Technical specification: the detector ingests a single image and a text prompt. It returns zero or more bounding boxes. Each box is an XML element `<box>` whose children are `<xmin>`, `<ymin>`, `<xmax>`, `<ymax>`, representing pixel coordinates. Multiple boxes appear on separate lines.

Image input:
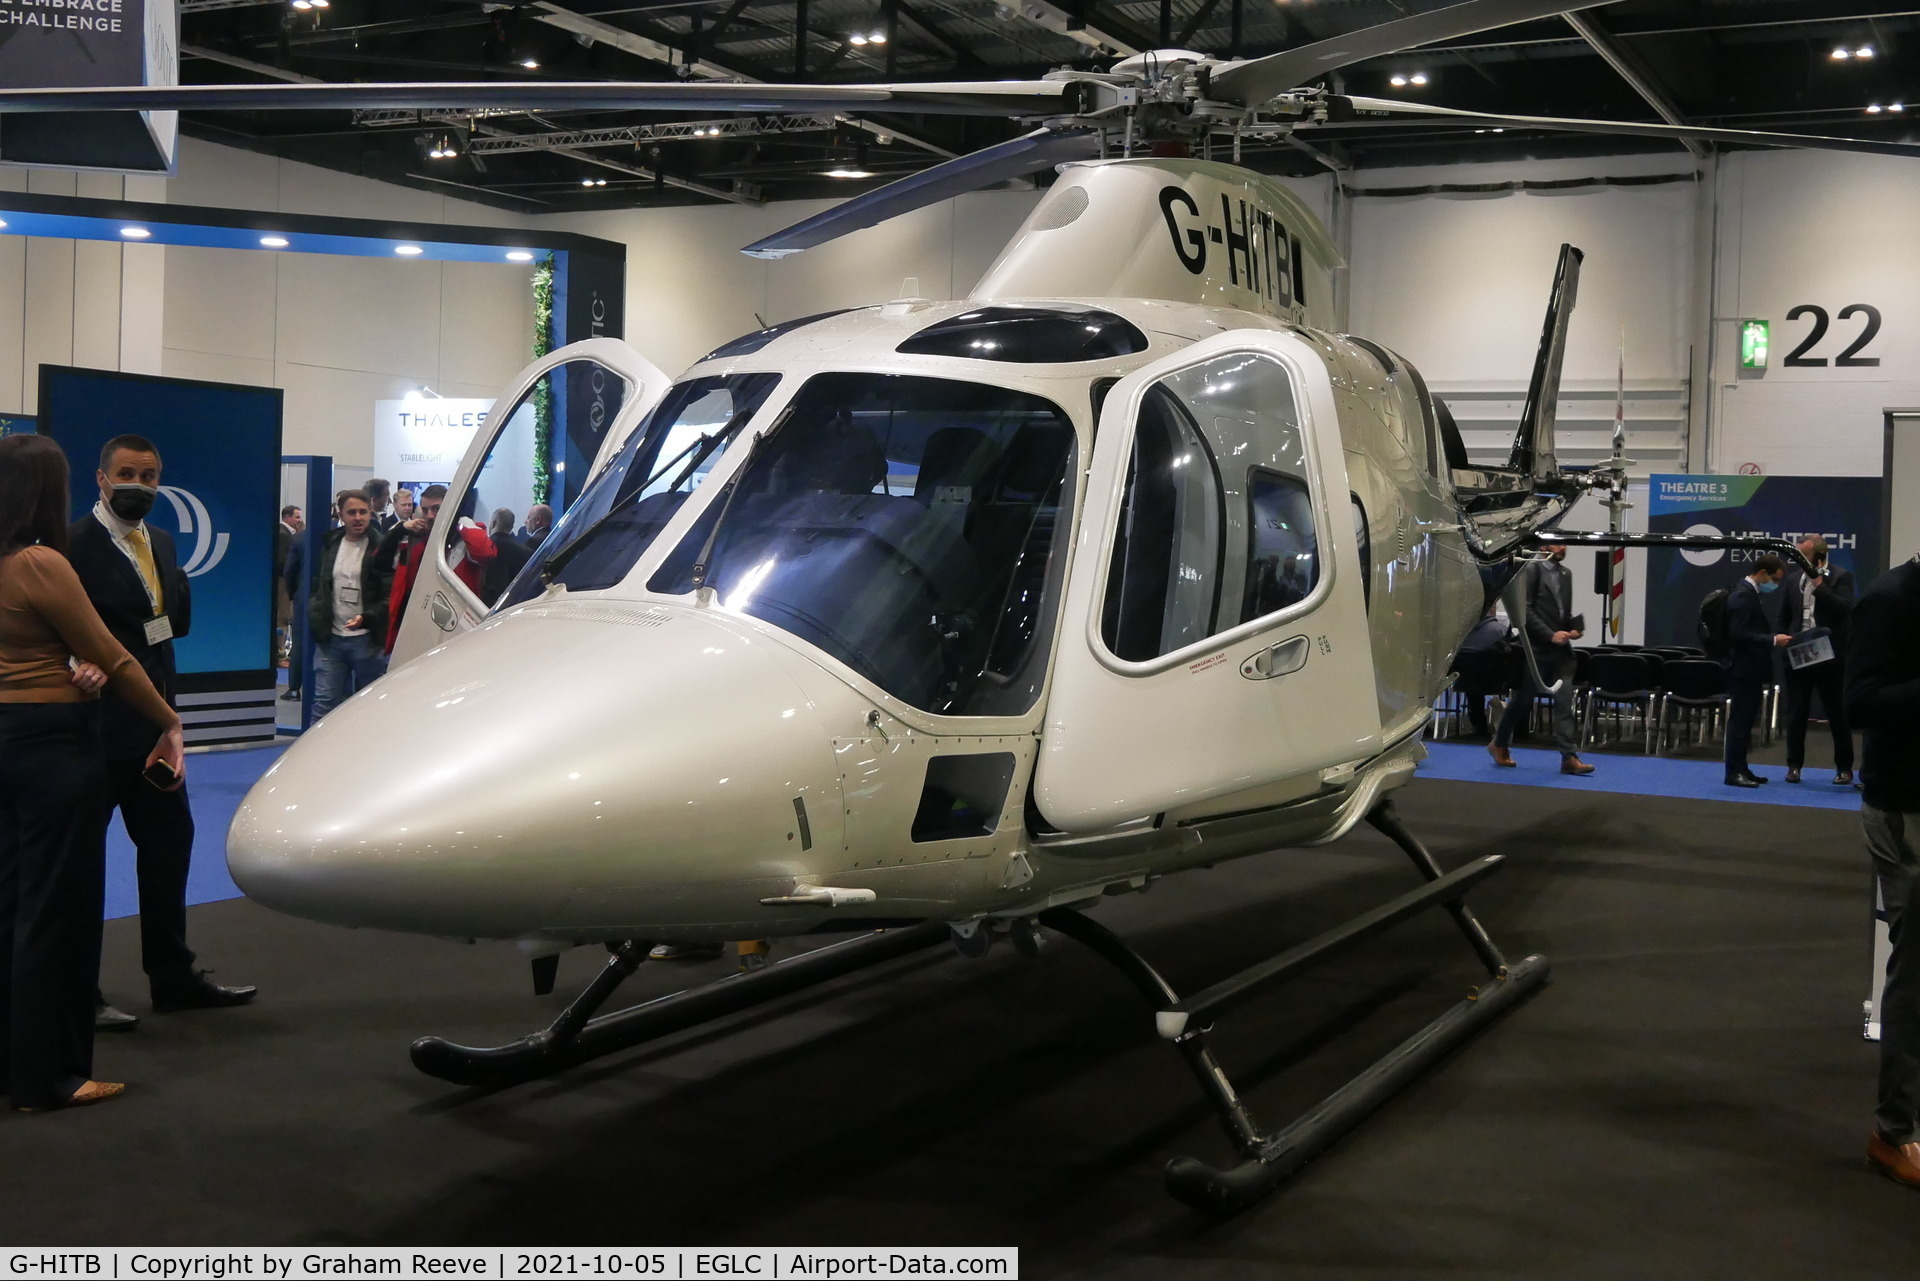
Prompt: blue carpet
<box><xmin>1418</xmin><ymin>740</ymin><xmax>1864</xmax><ymax>812</ymax></box>
<box><xmin>104</xmin><ymin>745</ymin><xmax>283</xmax><ymax>920</ymax></box>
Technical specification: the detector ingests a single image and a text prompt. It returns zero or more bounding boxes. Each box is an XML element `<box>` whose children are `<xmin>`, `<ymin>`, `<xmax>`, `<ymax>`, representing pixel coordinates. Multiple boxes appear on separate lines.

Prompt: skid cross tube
<box><xmin>411</xmin><ymin>921</ymin><xmax>950</xmax><ymax>1087</ymax></box>
<box><xmin>1042</xmin><ymin>800</ymin><xmax>1548</xmax><ymax>1212</ymax></box>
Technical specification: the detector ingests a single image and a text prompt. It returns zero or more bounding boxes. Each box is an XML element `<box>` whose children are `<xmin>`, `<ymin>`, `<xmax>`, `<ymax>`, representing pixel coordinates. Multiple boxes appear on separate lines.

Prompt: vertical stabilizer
<box><xmin>1510</xmin><ymin>243</ymin><xmax>1583</xmax><ymax>483</ymax></box>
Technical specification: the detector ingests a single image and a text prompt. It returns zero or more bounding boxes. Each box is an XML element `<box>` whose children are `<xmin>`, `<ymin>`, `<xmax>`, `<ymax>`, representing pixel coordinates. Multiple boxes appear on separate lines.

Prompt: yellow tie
<box><xmin>125</xmin><ymin>526</ymin><xmax>164</xmax><ymax>615</ymax></box>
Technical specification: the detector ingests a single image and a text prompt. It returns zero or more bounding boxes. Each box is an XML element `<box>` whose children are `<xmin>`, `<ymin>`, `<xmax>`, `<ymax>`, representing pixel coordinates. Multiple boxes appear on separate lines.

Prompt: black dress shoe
<box><xmin>1784</xmin><ymin>767</ymin><xmax>1802</xmax><ymax>783</ymax></box>
<box><xmin>1725</xmin><ymin>774</ymin><xmax>1762</xmax><ymax>789</ymax></box>
<box><xmin>151</xmin><ymin>970</ymin><xmax>258</xmax><ymax>1013</ymax></box>
<box><xmin>1835</xmin><ymin>770</ymin><xmax>1855</xmax><ymax>786</ymax></box>
<box><xmin>95</xmin><ymin>1003</ymin><xmax>140</xmax><ymax>1032</ymax></box>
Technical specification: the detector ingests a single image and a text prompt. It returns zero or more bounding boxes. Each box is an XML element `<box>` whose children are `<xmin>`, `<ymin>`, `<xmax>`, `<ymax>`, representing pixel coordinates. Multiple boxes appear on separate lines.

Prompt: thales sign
<box><xmin>373</xmin><ymin>398</ymin><xmax>494</xmax><ymax>492</ymax></box>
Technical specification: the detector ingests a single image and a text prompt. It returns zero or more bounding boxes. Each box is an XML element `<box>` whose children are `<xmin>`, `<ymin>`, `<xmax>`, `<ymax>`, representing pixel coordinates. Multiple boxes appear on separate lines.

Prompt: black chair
<box><xmin>1584</xmin><ymin>652</ymin><xmax>1660</xmax><ymax>753</ymax></box>
<box><xmin>1657</xmin><ymin>659</ymin><xmax>1729</xmax><ymax>754</ymax></box>
<box><xmin>1435</xmin><ymin>649</ymin><xmax>1507</xmax><ymax>739</ymax></box>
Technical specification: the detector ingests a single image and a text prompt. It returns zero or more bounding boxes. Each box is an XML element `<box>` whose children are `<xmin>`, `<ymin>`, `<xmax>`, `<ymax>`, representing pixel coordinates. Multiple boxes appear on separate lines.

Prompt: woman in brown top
<box><xmin>0</xmin><ymin>434</ymin><xmax>184</xmax><ymax>1112</ymax></box>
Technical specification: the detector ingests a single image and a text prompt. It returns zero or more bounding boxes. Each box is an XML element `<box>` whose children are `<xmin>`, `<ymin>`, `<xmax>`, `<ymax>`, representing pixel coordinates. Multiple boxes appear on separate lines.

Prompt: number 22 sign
<box><xmin>1782</xmin><ymin>303</ymin><xmax>1881</xmax><ymax>367</ymax></box>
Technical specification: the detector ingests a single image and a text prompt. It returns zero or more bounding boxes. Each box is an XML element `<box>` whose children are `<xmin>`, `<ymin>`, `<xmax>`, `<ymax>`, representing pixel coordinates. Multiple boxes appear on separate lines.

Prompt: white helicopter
<box><xmin>6</xmin><ymin>0</ymin><xmax>1857</xmax><ymax>1210</ymax></box>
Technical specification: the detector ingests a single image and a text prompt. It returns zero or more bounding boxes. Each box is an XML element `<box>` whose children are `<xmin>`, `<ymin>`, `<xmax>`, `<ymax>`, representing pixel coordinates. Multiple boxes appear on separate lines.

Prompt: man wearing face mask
<box><xmin>1489</xmin><ymin>544</ymin><xmax>1595</xmax><ymax>776</ymax></box>
<box><xmin>1722</xmin><ymin>552</ymin><xmax>1795</xmax><ymax>788</ymax></box>
<box><xmin>67</xmin><ymin>436</ymin><xmax>258</xmax><ymax>1018</ymax></box>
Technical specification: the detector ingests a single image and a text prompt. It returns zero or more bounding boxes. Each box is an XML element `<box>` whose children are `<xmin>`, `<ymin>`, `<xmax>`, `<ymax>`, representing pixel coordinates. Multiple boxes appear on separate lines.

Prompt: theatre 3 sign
<box><xmin>373</xmin><ymin>398</ymin><xmax>495</xmax><ymax>494</ymax></box>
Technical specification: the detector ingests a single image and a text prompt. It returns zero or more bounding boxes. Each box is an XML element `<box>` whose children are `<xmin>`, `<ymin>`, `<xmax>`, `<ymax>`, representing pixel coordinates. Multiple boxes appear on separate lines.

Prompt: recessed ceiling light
<box><xmin>395</xmin><ymin>244</ymin><xmax>424</xmax><ymax>255</ymax></box>
<box><xmin>506</xmin><ymin>250</ymin><xmax>534</xmax><ymax>262</ymax></box>
<box><xmin>120</xmin><ymin>226</ymin><xmax>151</xmax><ymax>238</ymax></box>
<box><xmin>825</xmin><ymin>167</ymin><xmax>875</xmax><ymax>179</ymax></box>
<box><xmin>260</xmin><ymin>235</ymin><xmax>289</xmax><ymax>248</ymax></box>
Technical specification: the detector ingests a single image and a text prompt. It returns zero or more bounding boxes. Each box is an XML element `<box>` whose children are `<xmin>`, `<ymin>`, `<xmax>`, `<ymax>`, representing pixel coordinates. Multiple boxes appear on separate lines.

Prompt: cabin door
<box><xmin>1034</xmin><ymin>330</ymin><xmax>1381</xmax><ymax>833</ymax></box>
<box><xmin>390</xmin><ymin>338</ymin><xmax>670</xmax><ymax>664</ymax></box>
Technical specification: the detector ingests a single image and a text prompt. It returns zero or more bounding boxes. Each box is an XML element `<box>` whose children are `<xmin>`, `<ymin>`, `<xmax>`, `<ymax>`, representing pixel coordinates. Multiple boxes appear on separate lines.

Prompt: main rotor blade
<box><xmin>0</xmin><ymin>79</ymin><xmax>1074</xmax><ymax>117</ymax></box>
<box><xmin>740</xmin><ymin>128</ymin><xmax>1102</xmax><ymax>259</ymax></box>
<box><xmin>1327</xmin><ymin>95</ymin><xmax>1920</xmax><ymax>159</ymax></box>
<box><xmin>1207</xmin><ymin>0</ymin><xmax>1616</xmax><ymax>107</ymax></box>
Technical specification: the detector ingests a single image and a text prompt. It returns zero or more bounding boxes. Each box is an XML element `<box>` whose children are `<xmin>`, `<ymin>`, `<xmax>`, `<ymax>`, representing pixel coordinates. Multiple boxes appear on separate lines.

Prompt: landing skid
<box><xmin>1041</xmin><ymin>798</ymin><xmax>1548</xmax><ymax>1213</ymax></box>
<box><xmin>411</xmin><ymin>921</ymin><xmax>950</xmax><ymax>1087</ymax></box>
<box><xmin>410</xmin><ymin>801</ymin><xmax>1545</xmax><ymax>1216</ymax></box>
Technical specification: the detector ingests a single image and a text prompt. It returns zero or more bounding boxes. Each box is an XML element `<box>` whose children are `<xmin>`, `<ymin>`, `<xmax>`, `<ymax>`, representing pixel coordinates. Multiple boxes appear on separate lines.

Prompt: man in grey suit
<box><xmin>1489</xmin><ymin>544</ymin><xmax>1595</xmax><ymax>776</ymax></box>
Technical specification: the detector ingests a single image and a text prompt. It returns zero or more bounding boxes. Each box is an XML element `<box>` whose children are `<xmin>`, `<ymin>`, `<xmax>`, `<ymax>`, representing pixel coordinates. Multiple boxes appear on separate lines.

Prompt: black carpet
<box><xmin>4</xmin><ymin>778</ymin><xmax>1914</xmax><ymax>1276</ymax></box>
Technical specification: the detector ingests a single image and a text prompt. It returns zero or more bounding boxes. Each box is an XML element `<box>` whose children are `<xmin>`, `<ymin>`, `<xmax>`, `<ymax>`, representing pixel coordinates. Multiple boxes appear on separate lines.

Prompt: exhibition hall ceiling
<box><xmin>174</xmin><ymin>1</ymin><xmax>1920</xmax><ymax>211</ymax></box>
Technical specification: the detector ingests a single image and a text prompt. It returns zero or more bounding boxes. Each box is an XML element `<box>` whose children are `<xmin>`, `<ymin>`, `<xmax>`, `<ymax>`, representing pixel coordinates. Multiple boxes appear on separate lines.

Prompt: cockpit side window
<box><xmin>647</xmin><ymin>373</ymin><xmax>1078</xmax><ymax>717</ymax></box>
<box><xmin>1100</xmin><ymin>351</ymin><xmax>1321</xmax><ymax>662</ymax></box>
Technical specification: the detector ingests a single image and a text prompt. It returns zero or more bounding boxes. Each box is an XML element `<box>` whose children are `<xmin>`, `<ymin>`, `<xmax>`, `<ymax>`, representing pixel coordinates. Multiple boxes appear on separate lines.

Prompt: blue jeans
<box><xmin>312</xmin><ymin>632</ymin><xmax>388</xmax><ymax>719</ymax></box>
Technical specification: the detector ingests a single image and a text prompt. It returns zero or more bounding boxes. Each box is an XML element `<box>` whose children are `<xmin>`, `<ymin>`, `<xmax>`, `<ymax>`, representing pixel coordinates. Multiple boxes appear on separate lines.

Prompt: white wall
<box><xmin>0</xmin><ymin>137</ymin><xmax>537</xmax><ymax>472</ymax></box>
<box><xmin>1704</xmin><ymin>148</ymin><xmax>1920</xmax><ymax>477</ymax></box>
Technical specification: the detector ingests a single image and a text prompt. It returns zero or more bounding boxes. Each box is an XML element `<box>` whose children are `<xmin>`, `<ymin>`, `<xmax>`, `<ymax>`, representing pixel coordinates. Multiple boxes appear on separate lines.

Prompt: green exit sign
<box><xmin>1740</xmin><ymin>319</ymin><xmax>1770</xmax><ymax>369</ymax></box>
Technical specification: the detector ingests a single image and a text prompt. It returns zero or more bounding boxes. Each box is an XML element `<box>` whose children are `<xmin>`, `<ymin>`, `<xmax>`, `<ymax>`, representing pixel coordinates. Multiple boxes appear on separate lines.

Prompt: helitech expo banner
<box><xmin>1643</xmin><ymin>473</ymin><xmax>1884</xmax><ymax>648</ymax></box>
<box><xmin>38</xmin><ymin>366</ymin><xmax>283</xmax><ymax>677</ymax></box>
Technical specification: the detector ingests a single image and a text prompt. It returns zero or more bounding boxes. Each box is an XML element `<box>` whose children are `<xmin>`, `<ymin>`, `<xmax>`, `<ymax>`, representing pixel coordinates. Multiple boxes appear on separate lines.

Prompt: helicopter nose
<box><xmin>226</xmin><ymin>600</ymin><xmax>839</xmax><ymax>938</ymax></box>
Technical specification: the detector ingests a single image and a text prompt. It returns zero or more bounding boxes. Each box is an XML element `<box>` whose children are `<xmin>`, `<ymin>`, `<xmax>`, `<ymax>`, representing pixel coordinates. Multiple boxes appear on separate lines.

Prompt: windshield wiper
<box><xmin>688</xmin><ymin>402</ymin><xmax>796</xmax><ymax>591</ymax></box>
<box><xmin>541</xmin><ymin>409</ymin><xmax>756</xmax><ymax>583</ymax></box>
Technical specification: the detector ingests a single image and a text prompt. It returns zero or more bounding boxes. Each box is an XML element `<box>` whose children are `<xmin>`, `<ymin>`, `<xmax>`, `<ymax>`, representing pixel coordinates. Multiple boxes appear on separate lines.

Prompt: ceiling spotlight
<box><xmin>428</xmin><ymin>137</ymin><xmax>457</xmax><ymax>159</ymax></box>
<box><xmin>579</xmin><ymin>177</ymin><xmax>608</xmax><ymax>187</ymax></box>
<box><xmin>1410</xmin><ymin>72</ymin><xmax>1429</xmax><ymax>86</ymax></box>
<box><xmin>506</xmin><ymin>250</ymin><xmax>535</xmax><ymax>262</ymax></box>
<box><xmin>1867</xmin><ymin>102</ymin><xmax>1884</xmax><ymax>113</ymax></box>
<box><xmin>825</xmin><ymin>167</ymin><xmax>875</xmax><ymax>179</ymax></box>
<box><xmin>310</xmin><ymin>0</ymin><xmax>328</xmax><ymax>7</ymax></box>
<box><xmin>1894</xmin><ymin>102</ymin><xmax>1907</xmax><ymax>112</ymax></box>
<box><xmin>1389</xmin><ymin>74</ymin><xmax>1407</xmax><ymax>87</ymax></box>
<box><xmin>119</xmin><ymin>226</ymin><xmax>151</xmax><ymax>238</ymax></box>
<box><xmin>520</xmin><ymin>58</ymin><xmax>540</xmax><ymax>69</ymax></box>
<box><xmin>394</xmin><ymin>244</ymin><xmax>425</xmax><ymax>255</ymax></box>
<box><xmin>291</xmin><ymin>0</ymin><xmax>312</xmax><ymax>8</ymax></box>
<box><xmin>870</xmin><ymin>31</ymin><xmax>886</xmax><ymax>43</ymax></box>
<box><xmin>849</xmin><ymin>34</ymin><xmax>869</xmax><ymax>46</ymax></box>
<box><xmin>1832</xmin><ymin>47</ymin><xmax>1851</xmax><ymax>60</ymax></box>
<box><xmin>260</xmin><ymin>235</ymin><xmax>289</xmax><ymax>248</ymax></box>
<box><xmin>1858</xmin><ymin>46</ymin><xmax>1876</xmax><ymax>59</ymax></box>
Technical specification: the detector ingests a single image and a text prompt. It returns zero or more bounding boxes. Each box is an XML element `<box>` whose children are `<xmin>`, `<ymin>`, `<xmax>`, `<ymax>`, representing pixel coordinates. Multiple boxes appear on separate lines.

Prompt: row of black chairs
<box><xmin>1436</xmin><ymin>644</ymin><xmax>1775</xmax><ymax>756</ymax></box>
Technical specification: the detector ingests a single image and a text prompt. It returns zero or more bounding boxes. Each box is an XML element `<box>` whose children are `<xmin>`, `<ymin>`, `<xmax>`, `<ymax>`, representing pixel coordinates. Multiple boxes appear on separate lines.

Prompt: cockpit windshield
<box><xmin>498</xmin><ymin>372</ymin><xmax>782</xmax><ymax>609</ymax></box>
<box><xmin>648</xmin><ymin>373</ymin><xmax>1078</xmax><ymax>716</ymax></box>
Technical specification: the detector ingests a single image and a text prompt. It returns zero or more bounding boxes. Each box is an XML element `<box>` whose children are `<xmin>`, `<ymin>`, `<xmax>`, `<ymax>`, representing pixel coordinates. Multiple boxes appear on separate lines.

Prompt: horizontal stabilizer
<box><xmin>740</xmin><ymin>128</ymin><xmax>1102</xmax><ymax>259</ymax></box>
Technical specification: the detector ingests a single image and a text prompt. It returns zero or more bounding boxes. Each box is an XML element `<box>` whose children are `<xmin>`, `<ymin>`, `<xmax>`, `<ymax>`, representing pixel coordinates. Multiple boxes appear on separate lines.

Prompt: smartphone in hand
<box><xmin>142</xmin><ymin>759</ymin><xmax>179</xmax><ymax>790</ymax></box>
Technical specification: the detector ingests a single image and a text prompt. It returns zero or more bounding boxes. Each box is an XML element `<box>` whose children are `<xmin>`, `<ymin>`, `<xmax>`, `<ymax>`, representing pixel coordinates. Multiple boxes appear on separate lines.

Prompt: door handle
<box><xmin>1240</xmin><ymin>635</ymin><xmax>1310</xmax><ymax>680</ymax></box>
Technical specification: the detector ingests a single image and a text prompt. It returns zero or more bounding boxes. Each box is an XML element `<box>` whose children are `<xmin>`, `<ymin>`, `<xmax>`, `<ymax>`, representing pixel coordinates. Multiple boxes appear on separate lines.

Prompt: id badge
<box><xmin>144</xmin><ymin>615</ymin><xmax>174</xmax><ymax>646</ymax></box>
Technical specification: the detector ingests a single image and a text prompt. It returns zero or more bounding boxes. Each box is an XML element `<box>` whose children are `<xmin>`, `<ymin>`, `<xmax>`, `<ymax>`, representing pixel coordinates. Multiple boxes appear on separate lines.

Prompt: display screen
<box><xmin>39</xmin><ymin>367</ymin><xmax>284</xmax><ymax>677</ymax></box>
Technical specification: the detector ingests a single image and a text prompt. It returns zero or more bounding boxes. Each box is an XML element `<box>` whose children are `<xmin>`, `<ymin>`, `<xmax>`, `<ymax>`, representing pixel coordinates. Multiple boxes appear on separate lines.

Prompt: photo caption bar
<box><xmin>0</xmin><ymin>1250</ymin><xmax>1017</xmax><ymax>1280</ymax></box>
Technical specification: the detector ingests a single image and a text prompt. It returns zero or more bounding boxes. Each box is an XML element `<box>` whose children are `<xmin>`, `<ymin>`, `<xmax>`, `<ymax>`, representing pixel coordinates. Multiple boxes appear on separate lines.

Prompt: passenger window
<box><xmin>1101</xmin><ymin>352</ymin><xmax>1320</xmax><ymax>662</ymax></box>
<box><xmin>449</xmin><ymin>358</ymin><xmax>631</xmax><ymax>607</ymax></box>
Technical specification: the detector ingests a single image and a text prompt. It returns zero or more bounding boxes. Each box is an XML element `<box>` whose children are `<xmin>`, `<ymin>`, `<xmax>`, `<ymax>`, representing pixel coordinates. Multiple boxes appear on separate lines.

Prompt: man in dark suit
<box><xmin>1782</xmin><ymin>534</ymin><xmax>1857</xmax><ymax>785</ymax></box>
<box><xmin>68</xmin><ymin>435</ymin><xmax>257</xmax><ymax>1019</ymax></box>
<box><xmin>1722</xmin><ymin>552</ymin><xmax>1794</xmax><ymax>788</ymax></box>
<box><xmin>1845</xmin><ymin>550</ymin><xmax>1920</xmax><ymax>1188</ymax></box>
<box><xmin>1488</xmin><ymin>544</ymin><xmax>1595</xmax><ymax>776</ymax></box>
<box><xmin>365</xmin><ymin>479</ymin><xmax>397</xmax><ymax>536</ymax></box>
